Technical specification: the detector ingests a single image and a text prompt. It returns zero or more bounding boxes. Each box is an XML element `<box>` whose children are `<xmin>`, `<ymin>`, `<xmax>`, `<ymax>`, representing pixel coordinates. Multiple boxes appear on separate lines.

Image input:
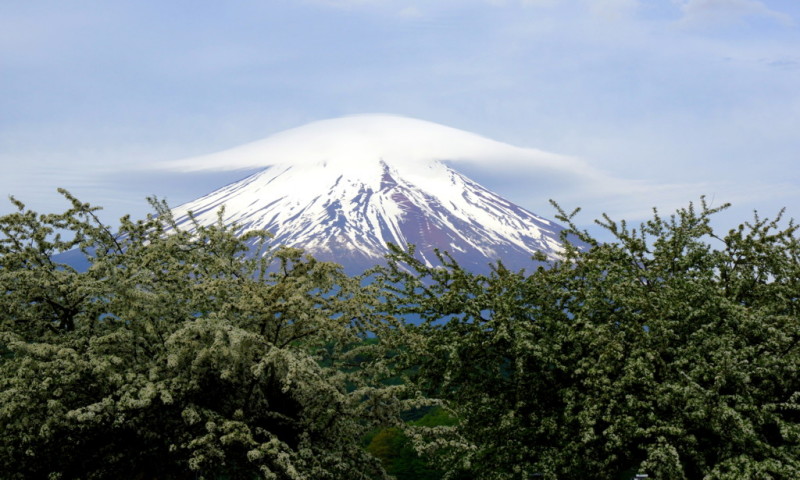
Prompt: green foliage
<box><xmin>4</xmin><ymin>191</ymin><xmax>799</xmax><ymax>480</ymax></box>
<box><xmin>365</xmin><ymin>408</ymin><xmax>458</xmax><ymax>480</ymax></box>
<box><xmin>0</xmin><ymin>191</ymin><xmax>407</xmax><ymax>479</ymax></box>
<box><xmin>374</xmin><ymin>198</ymin><xmax>800</xmax><ymax>479</ymax></box>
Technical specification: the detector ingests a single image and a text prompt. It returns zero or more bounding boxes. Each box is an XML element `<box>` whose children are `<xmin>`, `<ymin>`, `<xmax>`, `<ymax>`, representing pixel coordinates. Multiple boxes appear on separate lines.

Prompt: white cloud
<box><xmin>678</xmin><ymin>0</ymin><xmax>795</xmax><ymax>28</ymax></box>
<box><xmin>588</xmin><ymin>0</ymin><xmax>640</xmax><ymax>21</ymax></box>
<box><xmin>153</xmin><ymin>113</ymin><xmax>752</xmax><ymax>226</ymax></box>
<box><xmin>519</xmin><ymin>0</ymin><xmax>559</xmax><ymax>6</ymax></box>
<box><xmin>301</xmin><ymin>0</ymin><xmax>432</xmax><ymax>18</ymax></box>
<box><xmin>305</xmin><ymin>0</ymin><xmax>385</xmax><ymax>7</ymax></box>
<box><xmin>485</xmin><ymin>0</ymin><xmax>557</xmax><ymax>7</ymax></box>
<box><xmin>398</xmin><ymin>6</ymin><xmax>424</xmax><ymax>18</ymax></box>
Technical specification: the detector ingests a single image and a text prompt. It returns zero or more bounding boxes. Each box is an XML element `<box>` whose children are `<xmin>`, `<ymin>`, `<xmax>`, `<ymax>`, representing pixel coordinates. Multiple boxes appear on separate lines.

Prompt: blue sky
<box><xmin>2</xmin><ymin>0</ymin><xmax>799</xmax><ymax>233</ymax></box>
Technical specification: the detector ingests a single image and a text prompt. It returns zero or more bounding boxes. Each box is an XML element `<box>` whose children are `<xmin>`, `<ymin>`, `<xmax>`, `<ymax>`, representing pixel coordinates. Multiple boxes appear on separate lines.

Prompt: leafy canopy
<box><xmin>3</xmin><ymin>191</ymin><xmax>799</xmax><ymax>480</ymax></box>
<box><xmin>0</xmin><ymin>191</ymin><xmax>408</xmax><ymax>480</ymax></box>
<box><xmin>374</xmin><ymin>198</ymin><xmax>800</xmax><ymax>480</ymax></box>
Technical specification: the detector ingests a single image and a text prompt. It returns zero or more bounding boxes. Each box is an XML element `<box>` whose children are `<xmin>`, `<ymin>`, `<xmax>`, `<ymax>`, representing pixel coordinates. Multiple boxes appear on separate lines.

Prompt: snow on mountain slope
<box><xmin>166</xmin><ymin>115</ymin><xmax>573</xmax><ymax>273</ymax></box>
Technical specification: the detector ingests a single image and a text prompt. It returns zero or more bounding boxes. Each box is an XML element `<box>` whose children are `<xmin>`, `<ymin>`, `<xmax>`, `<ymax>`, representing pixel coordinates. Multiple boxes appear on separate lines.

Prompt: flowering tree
<box><xmin>0</xmin><ymin>191</ymin><xmax>404</xmax><ymax>480</ymax></box>
<box><xmin>376</xmin><ymin>199</ymin><xmax>800</xmax><ymax>479</ymax></box>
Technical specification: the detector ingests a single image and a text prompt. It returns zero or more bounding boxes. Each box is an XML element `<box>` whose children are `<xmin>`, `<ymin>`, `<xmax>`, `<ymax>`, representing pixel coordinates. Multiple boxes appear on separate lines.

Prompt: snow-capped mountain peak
<box><xmin>166</xmin><ymin>115</ymin><xmax>572</xmax><ymax>273</ymax></box>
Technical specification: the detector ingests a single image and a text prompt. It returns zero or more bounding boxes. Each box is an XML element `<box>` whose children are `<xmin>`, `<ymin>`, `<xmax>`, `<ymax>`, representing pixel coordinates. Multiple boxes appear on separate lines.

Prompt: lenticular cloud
<box><xmin>159</xmin><ymin>113</ymin><xmax>582</xmax><ymax>175</ymax></box>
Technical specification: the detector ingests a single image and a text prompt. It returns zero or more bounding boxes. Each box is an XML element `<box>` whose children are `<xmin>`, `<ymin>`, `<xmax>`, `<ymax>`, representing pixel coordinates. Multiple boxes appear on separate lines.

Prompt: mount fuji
<box><xmin>163</xmin><ymin>115</ymin><xmax>575</xmax><ymax>274</ymax></box>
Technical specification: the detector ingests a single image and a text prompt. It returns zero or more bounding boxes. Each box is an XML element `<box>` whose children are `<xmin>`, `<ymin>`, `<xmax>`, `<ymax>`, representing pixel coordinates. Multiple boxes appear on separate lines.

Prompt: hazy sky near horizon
<box><xmin>2</xmin><ymin>0</ymin><xmax>799</xmax><ymax>232</ymax></box>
